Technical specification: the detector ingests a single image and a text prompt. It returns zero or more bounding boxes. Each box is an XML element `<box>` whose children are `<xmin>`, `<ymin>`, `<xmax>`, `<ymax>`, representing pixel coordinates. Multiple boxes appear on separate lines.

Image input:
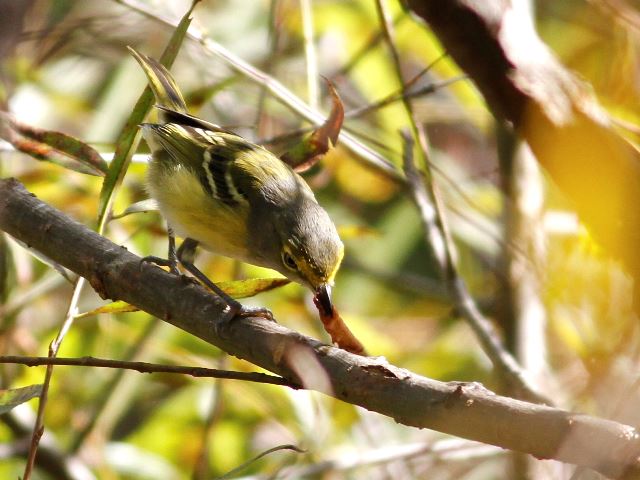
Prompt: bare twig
<box><xmin>69</xmin><ymin>318</ymin><xmax>162</xmax><ymax>453</ymax></box>
<box><xmin>114</xmin><ymin>0</ymin><xmax>403</xmax><ymax>183</ymax></box>
<box><xmin>345</xmin><ymin>74</ymin><xmax>466</xmax><ymax>119</ymax></box>
<box><xmin>1</xmin><ymin>411</ymin><xmax>94</xmax><ymax>480</ymax></box>
<box><xmin>332</xmin><ymin>11</ymin><xmax>408</xmax><ymax>78</ymax></box>
<box><xmin>0</xmin><ymin>355</ymin><xmax>294</xmax><ymax>386</ymax></box>
<box><xmin>401</xmin><ymin>133</ymin><xmax>549</xmax><ymax>405</ymax></box>
<box><xmin>271</xmin><ymin>439</ymin><xmax>503</xmax><ymax>479</ymax></box>
<box><xmin>21</xmin><ymin>3</ymin><xmax>201</xmax><ymax>475</ymax></box>
<box><xmin>254</xmin><ymin>0</ymin><xmax>280</xmax><ymax>135</ymax></box>
<box><xmin>216</xmin><ymin>444</ymin><xmax>305</xmax><ymax>480</ymax></box>
<box><xmin>374</xmin><ymin>0</ymin><xmax>545</xmax><ymax>404</ymax></box>
<box><xmin>22</xmin><ymin>277</ymin><xmax>86</xmax><ymax>480</ymax></box>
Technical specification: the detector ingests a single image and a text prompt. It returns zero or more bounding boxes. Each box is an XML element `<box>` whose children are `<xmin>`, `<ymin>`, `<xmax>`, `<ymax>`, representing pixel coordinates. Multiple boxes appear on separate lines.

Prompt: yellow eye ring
<box><xmin>282</xmin><ymin>251</ymin><xmax>297</xmax><ymax>271</ymax></box>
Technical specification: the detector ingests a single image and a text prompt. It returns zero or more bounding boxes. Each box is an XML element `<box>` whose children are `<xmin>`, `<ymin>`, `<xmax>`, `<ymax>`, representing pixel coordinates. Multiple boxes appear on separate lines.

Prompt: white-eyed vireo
<box><xmin>129</xmin><ymin>47</ymin><xmax>343</xmax><ymax>320</ymax></box>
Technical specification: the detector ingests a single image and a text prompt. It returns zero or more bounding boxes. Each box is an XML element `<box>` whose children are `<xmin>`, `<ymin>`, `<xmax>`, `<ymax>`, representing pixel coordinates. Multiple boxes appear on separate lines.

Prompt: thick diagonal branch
<box><xmin>1</xmin><ymin>177</ymin><xmax>640</xmax><ymax>478</ymax></box>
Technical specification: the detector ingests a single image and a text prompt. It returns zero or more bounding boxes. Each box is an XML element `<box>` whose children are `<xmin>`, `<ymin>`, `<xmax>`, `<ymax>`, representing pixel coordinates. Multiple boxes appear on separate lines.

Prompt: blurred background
<box><xmin>1</xmin><ymin>0</ymin><xmax>640</xmax><ymax>478</ymax></box>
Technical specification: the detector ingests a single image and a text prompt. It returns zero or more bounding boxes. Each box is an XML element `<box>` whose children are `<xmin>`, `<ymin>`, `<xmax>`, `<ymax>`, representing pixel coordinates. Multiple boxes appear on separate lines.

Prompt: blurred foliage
<box><xmin>0</xmin><ymin>0</ymin><xmax>639</xmax><ymax>479</ymax></box>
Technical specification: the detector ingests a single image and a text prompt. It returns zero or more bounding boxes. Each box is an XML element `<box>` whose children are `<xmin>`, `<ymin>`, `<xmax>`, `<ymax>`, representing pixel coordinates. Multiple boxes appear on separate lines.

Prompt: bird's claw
<box><xmin>223</xmin><ymin>303</ymin><xmax>274</xmax><ymax>323</ymax></box>
<box><xmin>140</xmin><ymin>255</ymin><xmax>180</xmax><ymax>275</ymax></box>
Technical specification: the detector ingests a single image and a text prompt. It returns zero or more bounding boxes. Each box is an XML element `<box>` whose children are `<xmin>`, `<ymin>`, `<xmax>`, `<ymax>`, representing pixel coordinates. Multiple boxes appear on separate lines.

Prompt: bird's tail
<box><xmin>128</xmin><ymin>46</ymin><xmax>188</xmax><ymax>117</ymax></box>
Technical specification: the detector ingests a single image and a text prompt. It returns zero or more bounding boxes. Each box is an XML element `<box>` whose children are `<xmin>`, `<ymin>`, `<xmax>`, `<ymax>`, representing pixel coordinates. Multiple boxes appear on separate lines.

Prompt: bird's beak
<box><xmin>314</xmin><ymin>284</ymin><xmax>333</xmax><ymax>316</ymax></box>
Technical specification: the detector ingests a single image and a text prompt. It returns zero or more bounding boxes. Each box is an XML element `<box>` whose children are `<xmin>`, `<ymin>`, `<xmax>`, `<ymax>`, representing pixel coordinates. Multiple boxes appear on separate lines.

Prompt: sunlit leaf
<box><xmin>76</xmin><ymin>300</ymin><xmax>140</xmax><ymax>319</ymax></box>
<box><xmin>0</xmin><ymin>384</ymin><xmax>43</xmax><ymax>414</ymax></box>
<box><xmin>76</xmin><ymin>278</ymin><xmax>289</xmax><ymax>319</ymax></box>
<box><xmin>280</xmin><ymin>78</ymin><xmax>344</xmax><ymax>172</ymax></box>
<box><xmin>216</xmin><ymin>277</ymin><xmax>290</xmax><ymax>299</ymax></box>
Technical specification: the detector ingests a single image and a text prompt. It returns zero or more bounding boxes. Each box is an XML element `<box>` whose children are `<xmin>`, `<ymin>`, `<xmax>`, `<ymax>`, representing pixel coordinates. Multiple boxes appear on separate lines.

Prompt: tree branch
<box><xmin>0</xmin><ymin>356</ymin><xmax>295</xmax><ymax>387</ymax></box>
<box><xmin>1</xmin><ymin>177</ymin><xmax>640</xmax><ymax>478</ymax></box>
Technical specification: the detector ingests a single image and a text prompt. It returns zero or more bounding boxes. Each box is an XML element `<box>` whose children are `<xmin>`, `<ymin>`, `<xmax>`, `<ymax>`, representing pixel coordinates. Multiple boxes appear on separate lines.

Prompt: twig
<box><xmin>373</xmin><ymin>0</ymin><xmax>546</xmax><ymax>405</ymax></box>
<box><xmin>271</xmin><ymin>439</ymin><xmax>503</xmax><ymax>479</ymax></box>
<box><xmin>404</xmin><ymin>0</ymin><xmax>640</xmax><ymax>317</ymax></box>
<box><xmin>22</xmin><ymin>277</ymin><xmax>86</xmax><ymax>480</ymax></box>
<box><xmin>21</xmin><ymin>4</ymin><xmax>201</xmax><ymax>476</ymax></box>
<box><xmin>216</xmin><ymin>444</ymin><xmax>305</xmax><ymax>480</ymax></box>
<box><xmin>332</xmin><ymin>11</ymin><xmax>408</xmax><ymax>78</ymax></box>
<box><xmin>401</xmin><ymin>133</ymin><xmax>549</xmax><ymax>405</ymax></box>
<box><xmin>114</xmin><ymin>0</ymin><xmax>403</xmax><ymax>183</ymax></box>
<box><xmin>0</xmin><ymin>355</ymin><xmax>295</xmax><ymax>386</ymax></box>
<box><xmin>1</xmin><ymin>411</ymin><xmax>93</xmax><ymax>480</ymax></box>
<box><xmin>374</xmin><ymin>0</ymin><xmax>447</xmax><ymax>270</ymax></box>
<box><xmin>68</xmin><ymin>317</ymin><xmax>159</xmax><ymax>453</ymax></box>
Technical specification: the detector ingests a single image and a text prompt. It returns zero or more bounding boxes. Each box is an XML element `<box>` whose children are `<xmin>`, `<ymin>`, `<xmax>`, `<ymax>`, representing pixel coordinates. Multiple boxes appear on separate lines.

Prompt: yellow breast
<box><xmin>147</xmin><ymin>163</ymin><xmax>252</xmax><ymax>261</ymax></box>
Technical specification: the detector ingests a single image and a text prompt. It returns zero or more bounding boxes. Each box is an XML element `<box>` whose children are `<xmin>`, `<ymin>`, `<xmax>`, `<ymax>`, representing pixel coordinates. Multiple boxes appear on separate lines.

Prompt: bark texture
<box><xmin>1</xmin><ymin>177</ymin><xmax>640</xmax><ymax>478</ymax></box>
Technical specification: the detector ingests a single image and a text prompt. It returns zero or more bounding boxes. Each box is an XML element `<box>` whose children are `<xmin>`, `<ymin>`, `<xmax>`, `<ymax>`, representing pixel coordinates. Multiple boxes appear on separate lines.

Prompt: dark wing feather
<box><xmin>143</xmin><ymin>123</ymin><xmax>251</xmax><ymax>206</ymax></box>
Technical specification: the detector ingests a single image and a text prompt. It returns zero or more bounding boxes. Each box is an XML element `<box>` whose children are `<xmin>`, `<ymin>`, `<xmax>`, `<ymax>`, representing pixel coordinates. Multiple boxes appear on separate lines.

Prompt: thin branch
<box><xmin>216</xmin><ymin>444</ymin><xmax>305</xmax><ymax>480</ymax></box>
<box><xmin>114</xmin><ymin>0</ymin><xmax>403</xmax><ymax>183</ymax></box>
<box><xmin>345</xmin><ymin>74</ymin><xmax>466</xmax><ymax>119</ymax></box>
<box><xmin>0</xmin><ymin>355</ymin><xmax>295</xmax><ymax>387</ymax></box>
<box><xmin>272</xmin><ymin>439</ymin><xmax>503</xmax><ymax>479</ymax></box>
<box><xmin>375</xmin><ymin>0</ymin><xmax>545</xmax><ymax>404</ymax></box>
<box><xmin>332</xmin><ymin>11</ymin><xmax>408</xmax><ymax>78</ymax></box>
<box><xmin>68</xmin><ymin>317</ymin><xmax>161</xmax><ymax>453</ymax></box>
<box><xmin>401</xmin><ymin>133</ymin><xmax>549</xmax><ymax>405</ymax></box>
<box><xmin>2</xmin><ymin>179</ymin><xmax>640</xmax><ymax>478</ymax></box>
<box><xmin>22</xmin><ymin>4</ymin><xmax>201</xmax><ymax>474</ymax></box>
<box><xmin>374</xmin><ymin>0</ymin><xmax>446</xmax><ymax>271</ymax></box>
<box><xmin>22</xmin><ymin>277</ymin><xmax>86</xmax><ymax>480</ymax></box>
<box><xmin>1</xmin><ymin>412</ymin><xmax>93</xmax><ymax>480</ymax></box>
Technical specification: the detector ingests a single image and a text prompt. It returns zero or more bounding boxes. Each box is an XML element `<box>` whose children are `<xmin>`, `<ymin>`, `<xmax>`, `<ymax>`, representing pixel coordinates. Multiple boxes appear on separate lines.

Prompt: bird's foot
<box><xmin>140</xmin><ymin>255</ymin><xmax>180</xmax><ymax>275</ymax></box>
<box><xmin>222</xmin><ymin>301</ymin><xmax>274</xmax><ymax>323</ymax></box>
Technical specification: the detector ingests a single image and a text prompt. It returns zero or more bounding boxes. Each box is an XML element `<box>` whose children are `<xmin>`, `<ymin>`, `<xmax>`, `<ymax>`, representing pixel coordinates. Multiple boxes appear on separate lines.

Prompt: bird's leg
<box><xmin>177</xmin><ymin>238</ymin><xmax>274</xmax><ymax>322</ymax></box>
<box><xmin>140</xmin><ymin>226</ymin><xmax>180</xmax><ymax>275</ymax></box>
<box><xmin>166</xmin><ymin>227</ymin><xmax>179</xmax><ymax>275</ymax></box>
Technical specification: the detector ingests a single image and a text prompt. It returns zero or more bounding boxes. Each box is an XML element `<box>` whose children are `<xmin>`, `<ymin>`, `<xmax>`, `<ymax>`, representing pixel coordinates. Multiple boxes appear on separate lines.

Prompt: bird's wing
<box><xmin>143</xmin><ymin>122</ymin><xmax>258</xmax><ymax>206</ymax></box>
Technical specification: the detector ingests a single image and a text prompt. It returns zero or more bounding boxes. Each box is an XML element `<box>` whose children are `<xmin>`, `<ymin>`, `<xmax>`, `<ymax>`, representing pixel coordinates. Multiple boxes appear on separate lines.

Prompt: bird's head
<box><xmin>272</xmin><ymin>199</ymin><xmax>343</xmax><ymax>315</ymax></box>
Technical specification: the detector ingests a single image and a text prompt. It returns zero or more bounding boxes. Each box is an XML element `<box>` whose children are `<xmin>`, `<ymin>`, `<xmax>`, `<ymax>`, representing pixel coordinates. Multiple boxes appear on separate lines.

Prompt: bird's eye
<box><xmin>282</xmin><ymin>251</ymin><xmax>297</xmax><ymax>271</ymax></box>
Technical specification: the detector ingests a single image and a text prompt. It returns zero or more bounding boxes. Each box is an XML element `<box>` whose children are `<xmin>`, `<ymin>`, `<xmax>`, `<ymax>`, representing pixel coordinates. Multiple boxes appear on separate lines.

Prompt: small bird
<box><xmin>129</xmin><ymin>47</ymin><xmax>343</xmax><ymax>320</ymax></box>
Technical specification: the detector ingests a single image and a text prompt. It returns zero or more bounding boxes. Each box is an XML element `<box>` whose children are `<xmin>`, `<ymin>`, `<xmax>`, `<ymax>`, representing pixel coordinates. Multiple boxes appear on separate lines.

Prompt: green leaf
<box><xmin>76</xmin><ymin>277</ymin><xmax>288</xmax><ymax>318</ymax></box>
<box><xmin>0</xmin><ymin>384</ymin><xmax>43</xmax><ymax>414</ymax></box>
<box><xmin>76</xmin><ymin>300</ymin><xmax>140</xmax><ymax>319</ymax></box>
<box><xmin>0</xmin><ymin>113</ymin><xmax>108</xmax><ymax>176</ymax></box>
<box><xmin>97</xmin><ymin>0</ymin><xmax>202</xmax><ymax>227</ymax></box>
<box><xmin>280</xmin><ymin>78</ymin><xmax>344</xmax><ymax>172</ymax></box>
<box><xmin>216</xmin><ymin>277</ymin><xmax>290</xmax><ymax>299</ymax></box>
